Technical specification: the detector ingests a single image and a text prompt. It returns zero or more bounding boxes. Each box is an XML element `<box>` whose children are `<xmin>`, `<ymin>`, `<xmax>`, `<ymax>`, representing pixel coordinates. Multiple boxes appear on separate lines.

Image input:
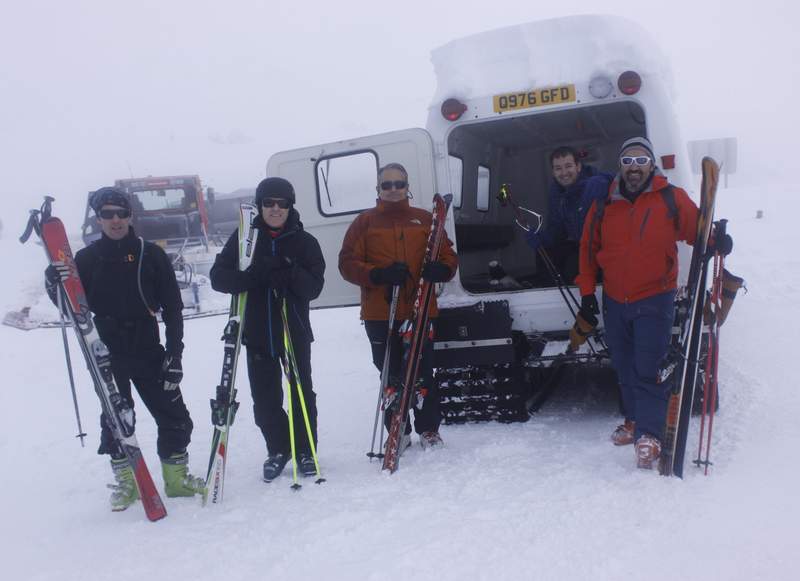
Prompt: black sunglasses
<box><xmin>380</xmin><ymin>180</ymin><xmax>408</xmax><ymax>191</ymax></box>
<box><xmin>261</xmin><ymin>198</ymin><xmax>291</xmax><ymax>209</ymax></box>
<box><xmin>98</xmin><ymin>208</ymin><xmax>131</xmax><ymax>219</ymax></box>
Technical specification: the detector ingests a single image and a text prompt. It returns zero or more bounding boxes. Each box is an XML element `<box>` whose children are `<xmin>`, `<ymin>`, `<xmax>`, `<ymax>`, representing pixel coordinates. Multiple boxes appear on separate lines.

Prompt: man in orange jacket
<box><xmin>576</xmin><ymin>137</ymin><xmax>699</xmax><ymax>469</ymax></box>
<box><xmin>339</xmin><ymin>163</ymin><xmax>458</xmax><ymax>449</ymax></box>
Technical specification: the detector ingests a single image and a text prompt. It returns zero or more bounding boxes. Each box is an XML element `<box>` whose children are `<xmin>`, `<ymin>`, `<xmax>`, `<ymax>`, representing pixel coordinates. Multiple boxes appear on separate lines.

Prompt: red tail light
<box><xmin>618</xmin><ymin>71</ymin><xmax>642</xmax><ymax>95</ymax></box>
<box><xmin>441</xmin><ymin>98</ymin><xmax>467</xmax><ymax>121</ymax></box>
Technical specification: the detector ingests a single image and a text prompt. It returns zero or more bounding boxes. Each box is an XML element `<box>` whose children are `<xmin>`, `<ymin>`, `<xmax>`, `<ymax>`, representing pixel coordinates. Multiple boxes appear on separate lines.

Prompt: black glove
<box><xmin>579</xmin><ymin>294</ymin><xmax>599</xmax><ymax>327</ymax></box>
<box><xmin>421</xmin><ymin>261</ymin><xmax>452</xmax><ymax>283</ymax></box>
<box><xmin>160</xmin><ymin>354</ymin><xmax>183</xmax><ymax>391</ymax></box>
<box><xmin>709</xmin><ymin>232</ymin><xmax>733</xmax><ymax>257</ymax></box>
<box><xmin>250</xmin><ymin>255</ymin><xmax>292</xmax><ymax>287</ymax></box>
<box><xmin>370</xmin><ymin>262</ymin><xmax>410</xmax><ymax>286</ymax></box>
<box><xmin>269</xmin><ymin>261</ymin><xmax>295</xmax><ymax>290</ymax></box>
<box><xmin>45</xmin><ymin>261</ymin><xmax>71</xmax><ymax>286</ymax></box>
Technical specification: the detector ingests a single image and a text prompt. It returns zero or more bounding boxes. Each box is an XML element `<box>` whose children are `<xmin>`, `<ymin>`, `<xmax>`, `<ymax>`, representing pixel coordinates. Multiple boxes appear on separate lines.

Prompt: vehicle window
<box><xmin>477</xmin><ymin>165</ymin><xmax>491</xmax><ymax>211</ymax></box>
<box><xmin>448</xmin><ymin>156</ymin><xmax>463</xmax><ymax>208</ymax></box>
<box><xmin>316</xmin><ymin>151</ymin><xmax>378</xmax><ymax>216</ymax></box>
<box><xmin>131</xmin><ymin>188</ymin><xmax>187</xmax><ymax>212</ymax></box>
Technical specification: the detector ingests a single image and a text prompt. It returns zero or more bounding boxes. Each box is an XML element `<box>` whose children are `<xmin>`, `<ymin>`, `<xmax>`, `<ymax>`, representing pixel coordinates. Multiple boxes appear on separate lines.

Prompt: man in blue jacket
<box><xmin>526</xmin><ymin>146</ymin><xmax>612</xmax><ymax>284</ymax></box>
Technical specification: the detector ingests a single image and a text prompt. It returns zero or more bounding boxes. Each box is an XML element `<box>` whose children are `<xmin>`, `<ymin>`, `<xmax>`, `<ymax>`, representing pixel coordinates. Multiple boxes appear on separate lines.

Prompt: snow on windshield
<box><xmin>430</xmin><ymin>14</ymin><xmax>675</xmax><ymax>104</ymax></box>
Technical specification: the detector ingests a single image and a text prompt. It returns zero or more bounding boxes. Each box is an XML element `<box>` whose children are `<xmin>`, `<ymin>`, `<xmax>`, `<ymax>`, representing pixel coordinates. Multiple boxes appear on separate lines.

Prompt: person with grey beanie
<box><xmin>576</xmin><ymin>137</ymin><xmax>704</xmax><ymax>470</ymax></box>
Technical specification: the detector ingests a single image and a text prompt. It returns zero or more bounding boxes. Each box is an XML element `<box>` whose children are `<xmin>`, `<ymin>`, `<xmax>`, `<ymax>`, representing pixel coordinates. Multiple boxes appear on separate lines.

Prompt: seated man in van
<box><xmin>526</xmin><ymin>146</ymin><xmax>612</xmax><ymax>285</ymax></box>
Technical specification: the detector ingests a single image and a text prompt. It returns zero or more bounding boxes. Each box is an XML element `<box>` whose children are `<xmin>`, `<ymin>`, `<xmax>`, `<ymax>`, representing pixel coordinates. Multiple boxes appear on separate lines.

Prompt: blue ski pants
<box><xmin>603</xmin><ymin>291</ymin><xmax>675</xmax><ymax>441</ymax></box>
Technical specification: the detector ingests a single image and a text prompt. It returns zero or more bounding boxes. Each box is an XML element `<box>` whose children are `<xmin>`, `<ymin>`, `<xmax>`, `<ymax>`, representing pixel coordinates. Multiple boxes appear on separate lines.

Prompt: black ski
<box><xmin>660</xmin><ymin>157</ymin><xmax>719</xmax><ymax>477</ymax></box>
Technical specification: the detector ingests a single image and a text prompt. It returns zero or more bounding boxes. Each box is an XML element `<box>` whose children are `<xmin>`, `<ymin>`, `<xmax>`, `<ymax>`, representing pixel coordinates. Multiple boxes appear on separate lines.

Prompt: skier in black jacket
<box><xmin>210</xmin><ymin>177</ymin><xmax>325</xmax><ymax>482</ymax></box>
<box><xmin>44</xmin><ymin>187</ymin><xmax>203</xmax><ymax>512</ymax></box>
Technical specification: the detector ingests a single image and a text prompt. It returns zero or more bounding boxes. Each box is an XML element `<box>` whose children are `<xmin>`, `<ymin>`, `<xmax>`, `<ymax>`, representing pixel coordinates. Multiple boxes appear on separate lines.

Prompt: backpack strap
<box><xmin>660</xmin><ymin>185</ymin><xmax>680</xmax><ymax>231</ymax></box>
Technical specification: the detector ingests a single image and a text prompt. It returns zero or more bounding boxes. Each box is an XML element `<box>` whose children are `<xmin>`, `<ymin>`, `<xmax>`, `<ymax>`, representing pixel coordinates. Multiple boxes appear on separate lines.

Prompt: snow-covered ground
<box><xmin>1</xmin><ymin>181</ymin><xmax>798</xmax><ymax>581</ymax></box>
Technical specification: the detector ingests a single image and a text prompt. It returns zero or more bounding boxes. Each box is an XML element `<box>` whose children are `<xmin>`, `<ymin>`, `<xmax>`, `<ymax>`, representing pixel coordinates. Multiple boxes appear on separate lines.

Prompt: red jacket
<box><xmin>338</xmin><ymin>198</ymin><xmax>458</xmax><ymax>321</ymax></box>
<box><xmin>576</xmin><ymin>173</ymin><xmax>699</xmax><ymax>304</ymax></box>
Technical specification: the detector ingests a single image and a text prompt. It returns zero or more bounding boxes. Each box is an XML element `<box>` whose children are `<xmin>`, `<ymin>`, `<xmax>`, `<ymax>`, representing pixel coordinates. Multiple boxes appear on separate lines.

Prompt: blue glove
<box><xmin>525</xmin><ymin>229</ymin><xmax>543</xmax><ymax>251</ymax></box>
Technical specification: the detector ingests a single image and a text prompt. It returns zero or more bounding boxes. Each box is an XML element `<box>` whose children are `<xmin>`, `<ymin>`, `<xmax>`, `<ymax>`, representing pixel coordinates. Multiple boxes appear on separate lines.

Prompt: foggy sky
<box><xmin>1</xmin><ymin>0</ymin><xmax>797</xmax><ymax>230</ymax></box>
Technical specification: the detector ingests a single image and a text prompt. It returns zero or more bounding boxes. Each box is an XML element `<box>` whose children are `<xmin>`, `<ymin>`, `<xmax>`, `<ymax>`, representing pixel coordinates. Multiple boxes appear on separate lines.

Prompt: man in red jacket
<box><xmin>576</xmin><ymin>137</ymin><xmax>699</xmax><ymax>469</ymax></box>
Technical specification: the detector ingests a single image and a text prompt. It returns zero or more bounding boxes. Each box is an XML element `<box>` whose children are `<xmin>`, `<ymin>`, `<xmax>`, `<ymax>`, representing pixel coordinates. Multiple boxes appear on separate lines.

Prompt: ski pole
<box><xmin>367</xmin><ymin>285</ymin><xmax>400</xmax><ymax>460</ymax></box>
<box><xmin>498</xmin><ymin>184</ymin><xmax>603</xmax><ymax>354</ymax></box>
<box><xmin>697</xmin><ymin>231</ymin><xmax>726</xmax><ymax>474</ymax></box>
<box><xmin>280</xmin><ymin>347</ymin><xmax>301</xmax><ymax>491</ymax></box>
<box><xmin>537</xmin><ymin>247</ymin><xmax>581</xmax><ymax>315</ymax></box>
<box><xmin>56</xmin><ymin>284</ymin><xmax>87</xmax><ymax>446</ymax></box>
<box><xmin>704</xmin><ymin>249</ymin><xmax>727</xmax><ymax>475</ymax></box>
<box><xmin>538</xmin><ymin>247</ymin><xmax>602</xmax><ymax>357</ymax></box>
<box><xmin>278</xmin><ymin>294</ymin><xmax>325</xmax><ymax>485</ymax></box>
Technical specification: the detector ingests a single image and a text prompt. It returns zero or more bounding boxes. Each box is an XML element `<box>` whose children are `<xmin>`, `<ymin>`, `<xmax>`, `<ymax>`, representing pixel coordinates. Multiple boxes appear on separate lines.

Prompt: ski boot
<box><xmin>108</xmin><ymin>457</ymin><xmax>139</xmax><ymax>512</ymax></box>
<box><xmin>263</xmin><ymin>453</ymin><xmax>289</xmax><ymax>482</ymax></box>
<box><xmin>635</xmin><ymin>435</ymin><xmax>662</xmax><ymax>470</ymax></box>
<box><xmin>611</xmin><ymin>420</ymin><xmax>635</xmax><ymax>446</ymax></box>
<box><xmin>297</xmin><ymin>453</ymin><xmax>318</xmax><ymax>478</ymax></box>
<box><xmin>161</xmin><ymin>451</ymin><xmax>205</xmax><ymax>497</ymax></box>
<box><xmin>420</xmin><ymin>431</ymin><xmax>444</xmax><ymax>449</ymax></box>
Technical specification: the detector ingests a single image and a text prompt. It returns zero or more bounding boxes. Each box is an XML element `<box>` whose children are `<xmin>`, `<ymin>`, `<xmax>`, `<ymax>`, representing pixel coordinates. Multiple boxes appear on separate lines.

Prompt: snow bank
<box><xmin>431</xmin><ymin>14</ymin><xmax>675</xmax><ymax>103</ymax></box>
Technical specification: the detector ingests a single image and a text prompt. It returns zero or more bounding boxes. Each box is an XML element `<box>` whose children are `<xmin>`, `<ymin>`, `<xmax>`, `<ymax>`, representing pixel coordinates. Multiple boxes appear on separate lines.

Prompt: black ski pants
<box><xmin>99</xmin><ymin>347</ymin><xmax>193</xmax><ymax>460</ymax></box>
<box><xmin>364</xmin><ymin>319</ymin><xmax>440</xmax><ymax>434</ymax></box>
<box><xmin>246</xmin><ymin>343</ymin><xmax>318</xmax><ymax>458</ymax></box>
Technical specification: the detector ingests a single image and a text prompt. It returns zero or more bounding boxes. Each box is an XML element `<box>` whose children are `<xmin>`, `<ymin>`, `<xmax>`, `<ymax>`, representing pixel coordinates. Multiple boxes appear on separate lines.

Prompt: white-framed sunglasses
<box><xmin>620</xmin><ymin>156</ymin><xmax>652</xmax><ymax>166</ymax></box>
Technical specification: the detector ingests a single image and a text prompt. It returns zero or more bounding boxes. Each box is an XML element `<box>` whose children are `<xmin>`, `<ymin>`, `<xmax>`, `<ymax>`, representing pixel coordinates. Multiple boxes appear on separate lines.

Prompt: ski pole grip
<box><xmin>19</xmin><ymin>211</ymin><xmax>38</xmax><ymax>244</ymax></box>
<box><xmin>41</xmin><ymin>195</ymin><xmax>55</xmax><ymax>220</ymax></box>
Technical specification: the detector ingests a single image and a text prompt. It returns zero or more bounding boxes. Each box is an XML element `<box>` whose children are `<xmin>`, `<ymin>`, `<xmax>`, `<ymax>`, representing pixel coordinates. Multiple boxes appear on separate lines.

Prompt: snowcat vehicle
<box><xmin>266</xmin><ymin>15</ymin><xmax>696</xmax><ymax>423</ymax></box>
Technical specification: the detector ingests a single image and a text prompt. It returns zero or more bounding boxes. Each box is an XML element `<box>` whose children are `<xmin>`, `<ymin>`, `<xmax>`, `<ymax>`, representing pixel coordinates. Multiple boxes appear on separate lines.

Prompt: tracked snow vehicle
<box><xmin>266</xmin><ymin>15</ymin><xmax>696</xmax><ymax>422</ymax></box>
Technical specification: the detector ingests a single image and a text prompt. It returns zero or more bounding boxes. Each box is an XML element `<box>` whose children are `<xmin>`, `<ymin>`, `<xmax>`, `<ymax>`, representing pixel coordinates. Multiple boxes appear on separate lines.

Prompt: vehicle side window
<box><xmin>448</xmin><ymin>155</ymin><xmax>464</xmax><ymax>208</ymax></box>
<box><xmin>316</xmin><ymin>151</ymin><xmax>378</xmax><ymax>216</ymax></box>
<box><xmin>477</xmin><ymin>165</ymin><xmax>491</xmax><ymax>211</ymax></box>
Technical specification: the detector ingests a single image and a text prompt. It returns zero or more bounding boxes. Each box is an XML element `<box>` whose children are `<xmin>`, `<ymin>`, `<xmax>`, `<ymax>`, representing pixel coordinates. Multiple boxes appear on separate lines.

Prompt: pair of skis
<box><xmin>660</xmin><ymin>157</ymin><xmax>720</xmax><ymax>478</ymax></box>
<box><xmin>203</xmin><ymin>203</ymin><xmax>259</xmax><ymax>505</ymax></box>
<box><xmin>22</xmin><ymin>197</ymin><xmax>168</xmax><ymax>521</ymax></box>
<box><xmin>381</xmin><ymin>193</ymin><xmax>453</xmax><ymax>474</ymax></box>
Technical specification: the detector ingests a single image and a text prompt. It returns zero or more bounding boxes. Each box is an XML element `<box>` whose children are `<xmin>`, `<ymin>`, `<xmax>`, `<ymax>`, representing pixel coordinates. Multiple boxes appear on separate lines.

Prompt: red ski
<box><xmin>382</xmin><ymin>193</ymin><xmax>452</xmax><ymax>473</ymax></box>
<box><xmin>22</xmin><ymin>197</ymin><xmax>167</xmax><ymax>521</ymax></box>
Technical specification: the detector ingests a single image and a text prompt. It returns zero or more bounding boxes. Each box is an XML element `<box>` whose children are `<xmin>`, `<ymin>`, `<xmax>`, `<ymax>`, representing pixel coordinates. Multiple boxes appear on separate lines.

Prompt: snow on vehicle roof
<box><xmin>430</xmin><ymin>14</ymin><xmax>675</xmax><ymax>104</ymax></box>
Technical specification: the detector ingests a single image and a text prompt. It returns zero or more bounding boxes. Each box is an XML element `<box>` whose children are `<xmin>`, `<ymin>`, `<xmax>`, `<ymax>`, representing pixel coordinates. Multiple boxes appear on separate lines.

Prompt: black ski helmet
<box><xmin>255</xmin><ymin>177</ymin><xmax>295</xmax><ymax>207</ymax></box>
<box><xmin>90</xmin><ymin>186</ymin><xmax>131</xmax><ymax>213</ymax></box>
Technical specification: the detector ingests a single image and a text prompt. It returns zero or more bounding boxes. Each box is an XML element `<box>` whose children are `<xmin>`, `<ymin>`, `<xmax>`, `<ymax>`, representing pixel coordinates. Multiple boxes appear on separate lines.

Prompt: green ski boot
<box><xmin>161</xmin><ymin>451</ymin><xmax>205</xmax><ymax>498</ymax></box>
<box><xmin>108</xmin><ymin>458</ymin><xmax>139</xmax><ymax>512</ymax></box>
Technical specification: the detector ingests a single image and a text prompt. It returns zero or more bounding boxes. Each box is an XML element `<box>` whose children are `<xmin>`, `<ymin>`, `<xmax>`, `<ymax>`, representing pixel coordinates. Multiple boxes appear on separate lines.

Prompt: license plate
<box><xmin>492</xmin><ymin>85</ymin><xmax>576</xmax><ymax>113</ymax></box>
